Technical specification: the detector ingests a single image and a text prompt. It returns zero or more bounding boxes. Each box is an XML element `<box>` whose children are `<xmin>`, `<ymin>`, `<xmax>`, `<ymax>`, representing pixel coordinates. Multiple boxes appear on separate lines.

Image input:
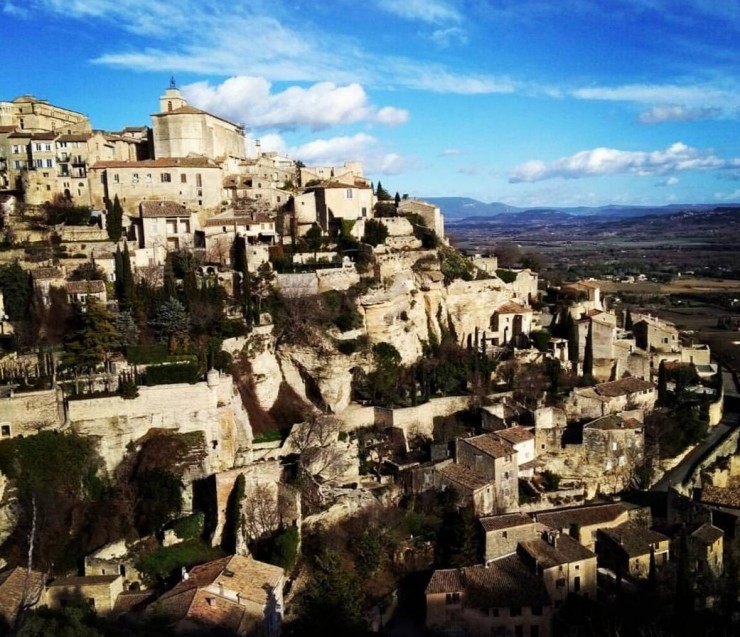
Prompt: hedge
<box><xmin>144</xmin><ymin>362</ymin><xmax>201</xmax><ymax>386</ymax></box>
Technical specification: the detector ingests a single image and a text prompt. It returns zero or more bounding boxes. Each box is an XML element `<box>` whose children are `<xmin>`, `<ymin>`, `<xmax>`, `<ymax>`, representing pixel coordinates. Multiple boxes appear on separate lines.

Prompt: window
<box><xmin>556</xmin><ymin>578</ymin><xmax>566</xmax><ymax>588</ymax></box>
<box><xmin>574</xmin><ymin>576</ymin><xmax>581</xmax><ymax>592</ymax></box>
<box><xmin>515</xmin><ymin>627</ymin><xmax>523</xmax><ymax>637</ymax></box>
<box><xmin>195</xmin><ymin>173</ymin><xmax>202</xmax><ymax>187</ymax></box>
<box><xmin>510</xmin><ymin>606</ymin><xmax>521</xmax><ymax>617</ymax></box>
<box><xmin>611</xmin><ymin>441</ymin><xmax>618</xmax><ymax>451</ymax></box>
<box><xmin>1</xmin><ymin>425</ymin><xmax>10</xmax><ymax>437</ymax></box>
<box><xmin>45</xmin><ymin>144</ymin><xmax>51</xmax><ymax>151</ymax></box>
<box><xmin>113</xmin><ymin>173</ymin><xmax>120</xmax><ymax>183</ymax></box>
<box><xmin>34</xmin><ymin>159</ymin><xmax>43</xmax><ymax>168</ymax></box>
<box><xmin>345</xmin><ymin>188</ymin><xmax>354</xmax><ymax>199</ymax></box>
<box><xmin>146</xmin><ymin>173</ymin><xmax>152</xmax><ymax>183</ymax></box>
<box><xmin>502</xmin><ymin>531</ymin><xmax>508</xmax><ymax>539</ymax></box>
<box><xmin>531</xmin><ymin>627</ymin><xmax>540</xmax><ymax>637</ymax></box>
<box><xmin>35</xmin><ymin>143</ymin><xmax>42</xmax><ymax>151</ymax></box>
<box><xmin>181</xmin><ymin>174</ymin><xmax>187</xmax><ymax>184</ymax></box>
<box><xmin>167</xmin><ymin>100</ymin><xmax>173</xmax><ymax>112</ymax></box>
<box><xmin>132</xmin><ymin>173</ymin><xmax>139</xmax><ymax>184</ymax></box>
<box><xmin>445</xmin><ymin>592</ymin><xmax>461</xmax><ymax>605</ymax></box>
<box><xmin>531</xmin><ymin>605</ymin><xmax>542</xmax><ymax>616</ymax></box>
<box><xmin>45</xmin><ymin>159</ymin><xmax>53</xmax><ymax>168</ymax></box>
<box><xmin>161</xmin><ymin>172</ymin><xmax>171</xmax><ymax>182</ymax></box>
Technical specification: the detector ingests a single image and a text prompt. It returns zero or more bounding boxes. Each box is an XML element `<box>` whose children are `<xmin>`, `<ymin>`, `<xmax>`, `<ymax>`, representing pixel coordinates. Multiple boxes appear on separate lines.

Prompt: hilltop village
<box><xmin>0</xmin><ymin>88</ymin><xmax>738</xmax><ymax>637</ymax></box>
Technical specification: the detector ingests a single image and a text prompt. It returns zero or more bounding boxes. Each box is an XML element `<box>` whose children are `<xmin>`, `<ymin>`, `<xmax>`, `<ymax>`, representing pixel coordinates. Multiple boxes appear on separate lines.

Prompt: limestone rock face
<box><xmin>360</xmin><ymin>269</ymin><xmax>515</xmax><ymax>364</ymax></box>
<box><xmin>0</xmin><ymin>474</ymin><xmax>18</xmax><ymax>547</ymax></box>
<box><xmin>277</xmin><ymin>345</ymin><xmax>354</xmax><ymax>414</ymax></box>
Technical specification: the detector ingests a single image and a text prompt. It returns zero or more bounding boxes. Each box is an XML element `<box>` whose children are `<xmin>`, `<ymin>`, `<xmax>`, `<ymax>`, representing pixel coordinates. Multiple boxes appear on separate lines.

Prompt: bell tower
<box><xmin>159</xmin><ymin>77</ymin><xmax>187</xmax><ymax>113</ymax></box>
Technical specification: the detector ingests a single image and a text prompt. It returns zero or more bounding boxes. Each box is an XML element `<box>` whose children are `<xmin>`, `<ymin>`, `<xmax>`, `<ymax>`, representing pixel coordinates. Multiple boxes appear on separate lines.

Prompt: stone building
<box><xmin>456</xmin><ymin>434</ymin><xmax>519</xmax><ymax>513</ymax></box>
<box><xmin>490</xmin><ymin>301</ymin><xmax>533</xmax><ymax>346</ymax></box>
<box><xmin>518</xmin><ymin>530</ymin><xmax>598</xmax><ymax>604</ymax></box>
<box><xmin>0</xmin><ymin>567</ymin><xmax>46</xmax><ymax>626</ymax></box>
<box><xmin>300</xmin><ymin>161</ymin><xmax>365</xmax><ymax>186</ymax></box>
<box><xmin>89</xmin><ymin>157</ymin><xmax>223</xmax><ymax>215</ymax></box>
<box><xmin>309</xmin><ymin>179</ymin><xmax>375</xmax><ymax>232</ymax></box>
<box><xmin>425</xmin><ymin>556</ymin><xmax>553</xmax><ymax>637</ymax></box>
<box><xmin>149</xmin><ymin>555</ymin><xmax>285</xmax><ymax>637</ymax></box>
<box><xmin>137</xmin><ymin>200</ymin><xmax>200</xmax><ymax>253</ymax></box>
<box><xmin>567</xmin><ymin>377</ymin><xmax>656</xmax><ymax>420</ymax></box>
<box><xmin>65</xmin><ymin>279</ymin><xmax>107</xmax><ymax>307</ymax></box>
<box><xmin>436</xmin><ymin>462</ymin><xmax>497</xmax><ymax>516</ymax></box>
<box><xmin>597</xmin><ymin>522</ymin><xmax>670</xmax><ymax>579</ymax></box>
<box><xmin>0</xmin><ymin>94</ymin><xmax>90</xmax><ymax>133</ymax></box>
<box><xmin>493</xmin><ymin>426</ymin><xmax>537</xmax><ymax>478</ymax></box>
<box><xmin>480</xmin><ymin>513</ymin><xmax>541</xmax><ymax>562</ymax></box>
<box><xmin>582</xmin><ymin>412</ymin><xmax>644</xmax><ymax>488</ymax></box>
<box><xmin>397</xmin><ymin>198</ymin><xmax>445</xmax><ymax>239</ymax></box>
<box><xmin>533</xmin><ymin>503</ymin><xmax>631</xmax><ymax>552</ymax></box>
<box><xmin>0</xmin><ymin>386</ymin><xmax>65</xmax><ymax>438</ymax></box>
<box><xmin>689</xmin><ymin>521</ymin><xmax>724</xmax><ymax>578</ymax></box>
<box><xmin>632</xmin><ymin>316</ymin><xmax>679</xmax><ymax>353</ymax></box>
<box><xmin>46</xmin><ymin>575</ymin><xmax>124</xmax><ymax>615</ymax></box>
<box><xmin>152</xmin><ymin>84</ymin><xmax>246</xmax><ymax>161</ymax></box>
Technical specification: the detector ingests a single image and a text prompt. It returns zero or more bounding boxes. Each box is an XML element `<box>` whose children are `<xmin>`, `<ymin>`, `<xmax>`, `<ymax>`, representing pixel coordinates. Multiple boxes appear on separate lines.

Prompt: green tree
<box><xmin>114</xmin><ymin>244</ymin><xmax>135</xmax><ymax>310</ymax></box>
<box><xmin>134</xmin><ymin>468</ymin><xmax>183</xmax><ymax>535</ymax></box>
<box><xmin>624</xmin><ymin>307</ymin><xmax>634</xmax><ymax>330</ymax></box>
<box><xmin>394</xmin><ymin>191</ymin><xmax>401</xmax><ymax>206</ymax></box>
<box><xmin>287</xmin><ymin>549</ymin><xmax>369</xmax><ymax>637</ymax></box>
<box><xmin>375</xmin><ymin>180</ymin><xmax>391</xmax><ymax>201</ymax></box>
<box><xmin>107</xmin><ymin>194</ymin><xmax>124</xmax><ymax>242</ymax></box>
<box><xmin>17</xmin><ymin>603</ymin><xmax>103</xmax><ymax>637</ymax></box>
<box><xmin>304</xmin><ymin>223</ymin><xmax>323</xmax><ymax>260</ymax></box>
<box><xmin>222</xmin><ymin>474</ymin><xmax>245</xmax><ymax>553</ymax></box>
<box><xmin>63</xmin><ymin>299</ymin><xmax>118</xmax><ymax>372</ymax></box>
<box><xmin>582</xmin><ymin>319</ymin><xmax>594</xmax><ymax>377</ymax></box>
<box><xmin>362</xmin><ymin>219</ymin><xmax>389</xmax><ymax>247</ymax></box>
<box><xmin>0</xmin><ymin>261</ymin><xmax>33</xmax><ymax>321</ymax></box>
<box><xmin>150</xmin><ymin>297</ymin><xmax>190</xmax><ymax>352</ymax></box>
<box><xmin>565</xmin><ymin>313</ymin><xmax>578</xmax><ymax>364</ymax></box>
<box><xmin>657</xmin><ymin>360</ymin><xmax>668</xmax><ymax>406</ymax></box>
<box><xmin>114</xmin><ymin>310</ymin><xmax>140</xmax><ymax>348</ymax></box>
<box><xmin>269</xmin><ymin>526</ymin><xmax>300</xmax><ymax>571</ymax></box>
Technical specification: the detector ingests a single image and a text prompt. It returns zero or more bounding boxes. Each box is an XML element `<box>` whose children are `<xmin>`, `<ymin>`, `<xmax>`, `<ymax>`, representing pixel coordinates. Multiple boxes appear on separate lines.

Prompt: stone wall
<box><xmin>0</xmin><ymin>388</ymin><xmax>64</xmax><ymax>437</ymax></box>
<box><xmin>67</xmin><ymin>375</ymin><xmax>250</xmax><ymax>472</ymax></box>
<box><xmin>275</xmin><ymin>272</ymin><xmax>319</xmax><ymax>297</ymax></box>
<box><xmin>316</xmin><ymin>268</ymin><xmax>359</xmax><ymax>293</ymax></box>
<box><xmin>383</xmin><ymin>395</ymin><xmax>475</xmax><ymax>439</ymax></box>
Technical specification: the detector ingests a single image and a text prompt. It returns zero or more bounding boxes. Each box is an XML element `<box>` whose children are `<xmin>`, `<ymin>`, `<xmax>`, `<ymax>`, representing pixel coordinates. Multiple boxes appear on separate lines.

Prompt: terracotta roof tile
<box><xmin>599</xmin><ymin>522</ymin><xmax>669</xmax><ymax>557</ymax></box>
<box><xmin>480</xmin><ymin>513</ymin><xmax>534</xmax><ymax>532</ymax></box>
<box><xmin>493</xmin><ymin>426</ymin><xmax>535</xmax><ymax>445</ymax></box>
<box><xmin>0</xmin><ymin>567</ymin><xmax>45</xmax><ymax>625</ymax></box>
<box><xmin>518</xmin><ymin>533</ymin><xmax>596</xmax><ymax>568</ymax></box>
<box><xmin>425</xmin><ymin>568</ymin><xmax>463</xmax><ymax>594</ymax></box>
<box><xmin>438</xmin><ymin>463</ymin><xmax>490</xmax><ymax>491</ymax></box>
<box><xmin>65</xmin><ymin>280</ymin><xmax>106</xmax><ymax>294</ymax></box>
<box><xmin>534</xmin><ymin>503</ymin><xmax>628</xmax><ymax>531</ymax></box>
<box><xmin>592</xmin><ymin>377</ymin><xmax>654</xmax><ymax>398</ymax></box>
<box><xmin>495</xmin><ymin>301</ymin><xmax>532</xmax><ymax>314</ymax></box>
<box><xmin>91</xmin><ymin>157</ymin><xmax>216</xmax><ymax>169</ymax></box>
<box><xmin>463</xmin><ymin>433</ymin><xmax>515</xmax><ymax>459</ymax></box>
<box><xmin>464</xmin><ymin>556</ymin><xmax>551</xmax><ymax>608</ymax></box>
<box><xmin>691</xmin><ymin>522</ymin><xmax>723</xmax><ymax>546</ymax></box>
<box><xmin>140</xmin><ymin>200</ymin><xmax>192</xmax><ymax>218</ymax></box>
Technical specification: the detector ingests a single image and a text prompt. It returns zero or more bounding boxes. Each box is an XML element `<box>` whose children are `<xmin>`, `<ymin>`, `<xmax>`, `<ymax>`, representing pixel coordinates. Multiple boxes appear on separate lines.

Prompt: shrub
<box><xmin>168</xmin><ymin>511</ymin><xmax>205</xmax><ymax>540</ymax></box>
<box><xmin>269</xmin><ymin>526</ymin><xmax>300</xmax><ymax>570</ymax></box>
<box><xmin>540</xmin><ymin>470</ymin><xmax>561</xmax><ymax>491</ymax></box>
<box><xmin>144</xmin><ymin>362</ymin><xmax>201</xmax><ymax>385</ymax></box>
<box><xmin>496</xmin><ymin>269</ymin><xmax>518</xmax><ymax>284</ymax></box>
<box><xmin>137</xmin><ymin>539</ymin><xmax>224</xmax><ymax>580</ymax></box>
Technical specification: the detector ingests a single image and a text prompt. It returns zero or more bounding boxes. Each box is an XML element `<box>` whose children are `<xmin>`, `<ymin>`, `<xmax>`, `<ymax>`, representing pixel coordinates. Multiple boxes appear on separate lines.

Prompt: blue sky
<box><xmin>4</xmin><ymin>0</ymin><xmax>740</xmax><ymax>206</ymax></box>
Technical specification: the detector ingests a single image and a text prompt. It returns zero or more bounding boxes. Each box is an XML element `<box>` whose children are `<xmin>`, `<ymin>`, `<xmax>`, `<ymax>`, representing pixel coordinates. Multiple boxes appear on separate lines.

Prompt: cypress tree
<box><xmin>624</xmin><ymin>307</ymin><xmax>634</xmax><ymax>331</ymax></box>
<box><xmin>120</xmin><ymin>243</ymin><xmax>135</xmax><ymax>310</ymax></box>
<box><xmin>114</xmin><ymin>245</ymin><xmax>124</xmax><ymax>301</ymax></box>
<box><xmin>107</xmin><ymin>195</ymin><xmax>123</xmax><ymax>242</ymax></box>
<box><xmin>565</xmin><ymin>313</ymin><xmax>578</xmax><ymax>363</ymax></box>
<box><xmin>583</xmin><ymin>319</ymin><xmax>594</xmax><ymax>377</ymax></box>
<box><xmin>657</xmin><ymin>360</ymin><xmax>668</xmax><ymax>406</ymax></box>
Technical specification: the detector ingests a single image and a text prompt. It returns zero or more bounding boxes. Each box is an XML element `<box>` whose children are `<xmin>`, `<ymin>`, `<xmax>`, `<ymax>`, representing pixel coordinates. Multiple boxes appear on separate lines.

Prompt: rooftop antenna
<box><xmin>169</xmin><ymin>76</ymin><xmax>177</xmax><ymax>89</ymax></box>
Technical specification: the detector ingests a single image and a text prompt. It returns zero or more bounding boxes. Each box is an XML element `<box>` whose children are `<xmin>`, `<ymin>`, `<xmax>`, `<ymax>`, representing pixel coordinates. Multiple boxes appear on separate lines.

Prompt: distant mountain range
<box><xmin>421</xmin><ymin>197</ymin><xmax>737</xmax><ymax>223</ymax></box>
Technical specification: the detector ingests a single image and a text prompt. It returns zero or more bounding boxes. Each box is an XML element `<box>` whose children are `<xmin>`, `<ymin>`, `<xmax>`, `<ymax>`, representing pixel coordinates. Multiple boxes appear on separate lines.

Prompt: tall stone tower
<box><xmin>159</xmin><ymin>77</ymin><xmax>187</xmax><ymax>114</ymax></box>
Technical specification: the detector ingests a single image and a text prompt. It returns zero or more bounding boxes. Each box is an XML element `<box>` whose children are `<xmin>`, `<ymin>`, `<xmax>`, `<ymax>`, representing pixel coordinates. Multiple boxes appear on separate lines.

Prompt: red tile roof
<box><xmin>463</xmin><ymin>433</ymin><xmax>515</xmax><ymax>459</ymax></box>
<box><xmin>140</xmin><ymin>200</ymin><xmax>192</xmax><ymax>218</ymax></box>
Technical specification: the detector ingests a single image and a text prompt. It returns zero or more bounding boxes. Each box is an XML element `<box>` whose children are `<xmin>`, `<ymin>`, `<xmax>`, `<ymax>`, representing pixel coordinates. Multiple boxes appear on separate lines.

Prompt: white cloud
<box><xmin>429</xmin><ymin>27</ymin><xmax>468</xmax><ymax>48</ymax></box>
<box><xmin>657</xmin><ymin>176</ymin><xmax>680</xmax><ymax>187</ymax></box>
<box><xmin>509</xmin><ymin>142</ymin><xmax>738</xmax><ymax>183</ymax></box>
<box><xmin>375</xmin><ymin>0</ymin><xmax>461</xmax><ymax>24</ymax></box>
<box><xmin>289</xmin><ymin>133</ymin><xmax>378</xmax><ymax>165</ymax></box>
<box><xmin>3</xmin><ymin>1</ymin><xmax>29</xmax><ymax>17</ymax></box>
<box><xmin>256</xmin><ymin>133</ymin><xmax>287</xmax><ymax>155</ymax></box>
<box><xmin>572</xmin><ymin>83</ymin><xmax>727</xmax><ymax>106</ymax></box>
<box><xmin>638</xmin><ymin>105</ymin><xmax>722</xmax><ymax>124</ymax></box>
<box><xmin>438</xmin><ymin>148</ymin><xmax>463</xmax><ymax>157</ymax></box>
<box><xmin>182</xmin><ymin>76</ymin><xmax>408</xmax><ymax>131</ymax></box>
<box><xmin>713</xmin><ymin>189</ymin><xmax>740</xmax><ymax>201</ymax></box>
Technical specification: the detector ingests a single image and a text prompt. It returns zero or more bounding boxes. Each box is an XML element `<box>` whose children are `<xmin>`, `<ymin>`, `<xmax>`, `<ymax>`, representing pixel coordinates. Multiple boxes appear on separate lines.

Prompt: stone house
<box><xmin>89</xmin><ymin>157</ymin><xmax>223</xmax><ymax>215</ymax></box>
<box><xmin>457</xmin><ymin>434</ymin><xmax>519</xmax><ymax>513</ymax></box>
<box><xmin>300</xmin><ymin>161</ymin><xmax>365</xmax><ymax>187</ymax></box>
<box><xmin>493</xmin><ymin>426</ymin><xmax>537</xmax><ymax>478</ymax></box>
<box><xmin>31</xmin><ymin>265</ymin><xmax>67</xmax><ymax>306</ymax></box>
<box><xmin>533</xmin><ymin>407</ymin><xmax>568</xmax><ymax>456</ymax></box>
<box><xmin>84</xmin><ymin>539</ymin><xmax>145</xmax><ymax>592</ymax></box>
<box><xmin>0</xmin><ymin>386</ymin><xmax>65</xmax><ymax>438</ymax></box>
<box><xmin>480</xmin><ymin>513</ymin><xmax>541</xmax><ymax>562</ymax></box>
<box><xmin>490</xmin><ymin>301</ymin><xmax>533</xmax><ymax>346</ymax></box>
<box><xmin>597</xmin><ymin>522</ymin><xmax>670</xmax><ymax>579</ymax></box>
<box><xmin>397</xmin><ymin>198</ymin><xmax>446</xmax><ymax>239</ymax></box>
<box><xmin>150</xmin><ymin>555</ymin><xmax>285</xmax><ymax>637</ymax></box>
<box><xmin>567</xmin><ymin>377</ymin><xmax>656</xmax><ymax>420</ymax></box>
<box><xmin>137</xmin><ymin>200</ymin><xmax>199</xmax><ymax>253</ymax></box>
<box><xmin>518</xmin><ymin>530</ymin><xmax>598</xmax><ymax>604</ymax></box>
<box><xmin>562</xmin><ymin>280</ymin><xmax>602</xmax><ymax>312</ymax></box>
<box><xmin>309</xmin><ymin>179</ymin><xmax>375</xmax><ymax>232</ymax></box>
<box><xmin>46</xmin><ymin>574</ymin><xmax>124</xmax><ymax>615</ymax></box>
<box><xmin>632</xmin><ymin>316</ymin><xmax>679</xmax><ymax>353</ymax></box>
<box><xmin>203</xmin><ymin>209</ymin><xmax>276</xmax><ymax>248</ymax></box>
<box><xmin>425</xmin><ymin>556</ymin><xmax>553</xmax><ymax>637</ymax></box>
<box><xmin>575</xmin><ymin>311</ymin><xmax>617</xmax><ymax>378</ymax></box>
<box><xmin>436</xmin><ymin>462</ymin><xmax>497</xmax><ymax>516</ymax></box>
<box><xmin>65</xmin><ymin>279</ymin><xmax>107</xmax><ymax>307</ymax></box>
<box><xmin>582</xmin><ymin>412</ymin><xmax>644</xmax><ymax>489</ymax></box>
<box><xmin>533</xmin><ymin>503</ymin><xmax>631</xmax><ymax>552</ymax></box>
<box><xmin>689</xmin><ymin>522</ymin><xmax>723</xmax><ymax>578</ymax></box>
<box><xmin>0</xmin><ymin>567</ymin><xmax>46</xmax><ymax>626</ymax></box>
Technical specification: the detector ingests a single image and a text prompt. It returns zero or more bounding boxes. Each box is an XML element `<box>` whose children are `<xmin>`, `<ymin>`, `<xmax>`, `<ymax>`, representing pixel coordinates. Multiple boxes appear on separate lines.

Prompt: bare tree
<box><xmin>242</xmin><ymin>482</ymin><xmax>280</xmax><ymax>541</ymax></box>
